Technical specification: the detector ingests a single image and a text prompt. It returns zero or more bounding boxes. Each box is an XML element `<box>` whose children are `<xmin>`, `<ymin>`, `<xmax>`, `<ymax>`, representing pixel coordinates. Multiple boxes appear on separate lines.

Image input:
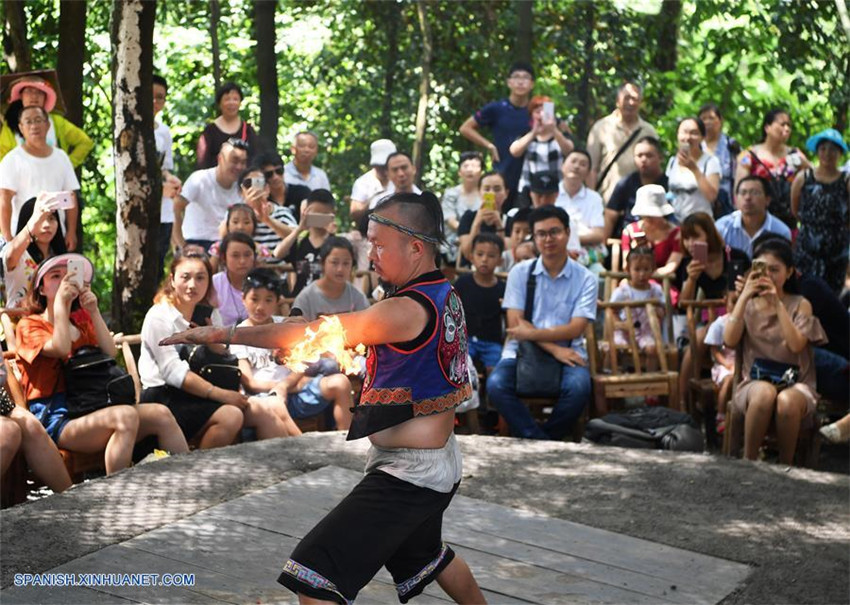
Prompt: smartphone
<box><xmin>66</xmin><ymin>258</ymin><xmax>85</xmax><ymax>288</ymax></box>
<box><xmin>542</xmin><ymin>101</ymin><xmax>555</xmax><ymax>122</ymax></box>
<box><xmin>727</xmin><ymin>258</ymin><xmax>750</xmax><ymax>288</ymax></box>
<box><xmin>691</xmin><ymin>241</ymin><xmax>708</xmax><ymax>264</ymax></box>
<box><xmin>304</xmin><ymin>213</ymin><xmax>335</xmax><ymax>229</ymax></box>
<box><xmin>750</xmin><ymin>259</ymin><xmax>768</xmax><ymax>278</ymax></box>
<box><xmin>243</xmin><ymin>176</ymin><xmax>265</xmax><ymax>190</ymax></box>
<box><xmin>191</xmin><ymin>304</ymin><xmax>214</xmax><ymax>327</ymax></box>
<box><xmin>481</xmin><ymin>192</ymin><xmax>496</xmax><ymax>211</ymax></box>
<box><xmin>678</xmin><ymin>142</ymin><xmax>690</xmax><ymax>155</ymax></box>
<box><xmin>50</xmin><ymin>191</ymin><xmax>75</xmax><ymax>210</ymax></box>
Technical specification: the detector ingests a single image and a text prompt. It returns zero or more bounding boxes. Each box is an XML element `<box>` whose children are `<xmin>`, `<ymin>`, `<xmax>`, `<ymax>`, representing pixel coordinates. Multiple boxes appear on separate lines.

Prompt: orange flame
<box><xmin>283</xmin><ymin>315</ymin><xmax>366</xmax><ymax>375</ymax></box>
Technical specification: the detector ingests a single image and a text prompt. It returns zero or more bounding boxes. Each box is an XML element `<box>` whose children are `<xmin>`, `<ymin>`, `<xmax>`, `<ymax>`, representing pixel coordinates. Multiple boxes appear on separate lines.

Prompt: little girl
<box><xmin>610</xmin><ymin>246</ymin><xmax>666</xmax><ymax>370</ymax></box>
<box><xmin>212</xmin><ymin>231</ymin><xmax>257</xmax><ymax>326</ymax></box>
<box><xmin>209</xmin><ymin>204</ymin><xmax>272</xmax><ymax>271</ymax></box>
<box><xmin>703</xmin><ymin>289</ymin><xmax>738</xmax><ymax>434</ymax></box>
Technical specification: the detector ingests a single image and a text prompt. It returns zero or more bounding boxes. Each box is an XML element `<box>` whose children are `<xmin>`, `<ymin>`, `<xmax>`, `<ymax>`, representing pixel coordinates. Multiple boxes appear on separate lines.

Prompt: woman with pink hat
<box><xmin>13</xmin><ymin>254</ymin><xmax>189</xmax><ymax>475</ymax></box>
<box><xmin>0</xmin><ymin>75</ymin><xmax>92</xmax><ymax>168</ymax></box>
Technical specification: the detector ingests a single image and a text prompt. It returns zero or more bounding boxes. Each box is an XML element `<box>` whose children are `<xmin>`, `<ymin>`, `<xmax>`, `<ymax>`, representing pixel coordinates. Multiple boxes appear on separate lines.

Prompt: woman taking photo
<box><xmin>665</xmin><ymin>117</ymin><xmax>721</xmax><ymax>221</ymax></box>
<box><xmin>16</xmin><ymin>254</ymin><xmax>188</xmax><ymax>474</ymax></box>
<box><xmin>791</xmin><ymin>128</ymin><xmax>850</xmax><ymax>294</ymax></box>
<box><xmin>1</xmin><ymin>195</ymin><xmax>66</xmax><ymax>309</ymax></box>
<box><xmin>735</xmin><ymin>108</ymin><xmax>809</xmax><ymax>230</ymax></box>
<box><xmin>724</xmin><ymin>237</ymin><xmax>826</xmax><ymax>465</ymax></box>
<box><xmin>140</xmin><ymin>252</ymin><xmax>290</xmax><ymax>447</ymax></box>
<box><xmin>196</xmin><ymin>82</ymin><xmax>260</xmax><ymax>169</ymax></box>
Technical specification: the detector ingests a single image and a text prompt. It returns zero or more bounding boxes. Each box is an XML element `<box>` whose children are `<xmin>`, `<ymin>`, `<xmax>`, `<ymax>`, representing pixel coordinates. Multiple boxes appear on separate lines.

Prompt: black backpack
<box><xmin>63</xmin><ymin>346</ymin><xmax>136</xmax><ymax>418</ymax></box>
<box><xmin>585</xmin><ymin>406</ymin><xmax>704</xmax><ymax>452</ymax></box>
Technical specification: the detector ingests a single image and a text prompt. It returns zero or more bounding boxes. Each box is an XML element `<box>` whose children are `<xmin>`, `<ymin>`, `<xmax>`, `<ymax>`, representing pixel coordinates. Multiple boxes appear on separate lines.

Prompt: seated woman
<box><xmin>139</xmin><ymin>252</ymin><xmax>290</xmax><ymax>448</ymax></box>
<box><xmin>1</xmin><ymin>391</ymin><xmax>72</xmax><ymax>494</ymax></box>
<box><xmin>2</xmin><ymin>194</ymin><xmax>66</xmax><ymax>309</ymax></box>
<box><xmin>676</xmin><ymin>212</ymin><xmax>751</xmax><ymax>401</ymax></box>
<box><xmin>621</xmin><ymin>184</ymin><xmax>683</xmax><ymax>276</ymax></box>
<box><xmin>292</xmin><ymin>237</ymin><xmax>370</xmax><ymax>321</ymax></box>
<box><xmin>15</xmin><ymin>254</ymin><xmax>188</xmax><ymax>475</ymax></box>
<box><xmin>724</xmin><ymin>237</ymin><xmax>826</xmax><ymax>464</ymax></box>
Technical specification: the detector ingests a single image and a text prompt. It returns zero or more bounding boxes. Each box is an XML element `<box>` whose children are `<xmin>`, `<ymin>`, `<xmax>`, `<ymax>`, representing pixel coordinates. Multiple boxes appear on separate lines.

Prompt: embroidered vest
<box><xmin>347</xmin><ymin>275</ymin><xmax>472</xmax><ymax>440</ymax></box>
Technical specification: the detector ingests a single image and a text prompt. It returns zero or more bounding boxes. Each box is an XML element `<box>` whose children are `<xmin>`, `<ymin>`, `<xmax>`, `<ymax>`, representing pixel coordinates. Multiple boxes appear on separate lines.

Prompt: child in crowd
<box><xmin>292</xmin><ymin>237</ymin><xmax>369</xmax><ymax>321</ymax></box>
<box><xmin>454</xmin><ymin>233</ymin><xmax>506</xmax><ymax>373</ymax></box>
<box><xmin>610</xmin><ymin>246</ymin><xmax>665</xmax><ymax>371</ymax></box>
<box><xmin>233</xmin><ymin>267</ymin><xmax>353</xmax><ymax>430</ymax></box>
<box><xmin>502</xmin><ymin>207</ymin><xmax>531</xmax><ymax>271</ymax></box>
<box><xmin>703</xmin><ymin>289</ymin><xmax>738</xmax><ymax>434</ymax></box>
<box><xmin>275</xmin><ymin>189</ymin><xmax>336</xmax><ymax>297</ymax></box>
<box><xmin>212</xmin><ymin>231</ymin><xmax>257</xmax><ymax>326</ymax></box>
<box><xmin>209</xmin><ymin>203</ymin><xmax>272</xmax><ymax>271</ymax></box>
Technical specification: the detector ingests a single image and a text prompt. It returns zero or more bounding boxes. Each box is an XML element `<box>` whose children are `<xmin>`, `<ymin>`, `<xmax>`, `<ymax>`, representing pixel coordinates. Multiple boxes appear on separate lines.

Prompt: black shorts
<box><xmin>277</xmin><ymin>470</ymin><xmax>458</xmax><ymax>604</ymax></box>
<box><xmin>140</xmin><ymin>385</ymin><xmax>224</xmax><ymax>442</ymax></box>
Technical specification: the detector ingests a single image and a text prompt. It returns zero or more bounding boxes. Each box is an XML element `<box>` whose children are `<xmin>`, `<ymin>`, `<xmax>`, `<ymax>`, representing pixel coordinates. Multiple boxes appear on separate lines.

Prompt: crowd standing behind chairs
<box><xmin>1</xmin><ymin>61</ymin><xmax>850</xmax><ymax>504</ymax></box>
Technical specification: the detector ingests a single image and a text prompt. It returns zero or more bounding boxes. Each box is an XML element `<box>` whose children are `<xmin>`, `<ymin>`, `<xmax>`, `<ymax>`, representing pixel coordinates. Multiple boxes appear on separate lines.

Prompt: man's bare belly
<box><xmin>367</xmin><ymin>409</ymin><xmax>455</xmax><ymax>449</ymax></box>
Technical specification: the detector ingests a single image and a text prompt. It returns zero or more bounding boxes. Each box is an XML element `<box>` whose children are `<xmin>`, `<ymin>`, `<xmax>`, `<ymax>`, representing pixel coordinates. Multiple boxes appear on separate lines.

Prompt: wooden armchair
<box><xmin>588</xmin><ymin>300</ymin><xmax>679</xmax><ymax>416</ymax></box>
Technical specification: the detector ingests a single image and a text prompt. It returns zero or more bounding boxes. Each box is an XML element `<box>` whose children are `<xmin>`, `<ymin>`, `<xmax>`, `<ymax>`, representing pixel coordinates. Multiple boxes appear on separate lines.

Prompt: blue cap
<box><xmin>806</xmin><ymin>128</ymin><xmax>848</xmax><ymax>154</ymax></box>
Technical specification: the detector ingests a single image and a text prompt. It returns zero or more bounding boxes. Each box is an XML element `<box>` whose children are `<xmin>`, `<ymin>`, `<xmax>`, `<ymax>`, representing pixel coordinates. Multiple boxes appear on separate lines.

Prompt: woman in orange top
<box><xmin>15</xmin><ymin>254</ymin><xmax>188</xmax><ymax>474</ymax></box>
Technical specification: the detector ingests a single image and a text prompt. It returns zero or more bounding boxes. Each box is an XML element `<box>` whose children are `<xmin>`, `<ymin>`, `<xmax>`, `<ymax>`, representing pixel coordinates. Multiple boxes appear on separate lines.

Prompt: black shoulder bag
<box><xmin>515</xmin><ymin>259</ymin><xmax>564</xmax><ymax>398</ymax></box>
<box><xmin>595</xmin><ymin>127</ymin><xmax>643</xmax><ymax>193</ymax></box>
<box><xmin>178</xmin><ymin>345</ymin><xmax>242</xmax><ymax>392</ymax></box>
<box><xmin>64</xmin><ymin>346</ymin><xmax>137</xmax><ymax>418</ymax></box>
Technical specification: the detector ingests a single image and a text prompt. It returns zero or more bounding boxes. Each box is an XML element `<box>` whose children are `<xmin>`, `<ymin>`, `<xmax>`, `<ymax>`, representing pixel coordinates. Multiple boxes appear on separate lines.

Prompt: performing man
<box><xmin>162</xmin><ymin>191</ymin><xmax>486</xmax><ymax>605</ymax></box>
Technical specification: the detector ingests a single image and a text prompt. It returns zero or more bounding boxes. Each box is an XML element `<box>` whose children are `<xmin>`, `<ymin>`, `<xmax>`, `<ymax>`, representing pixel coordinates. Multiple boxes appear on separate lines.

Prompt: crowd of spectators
<box><xmin>1</xmin><ymin>60</ymin><xmax>849</xmax><ymax>498</ymax></box>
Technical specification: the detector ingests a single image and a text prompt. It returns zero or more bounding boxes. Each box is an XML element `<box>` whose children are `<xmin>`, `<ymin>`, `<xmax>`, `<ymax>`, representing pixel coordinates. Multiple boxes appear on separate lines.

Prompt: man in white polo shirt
<box><xmin>172</xmin><ymin>138</ymin><xmax>247</xmax><ymax>252</ymax></box>
<box><xmin>349</xmin><ymin>138</ymin><xmax>396</xmax><ymax>224</ymax></box>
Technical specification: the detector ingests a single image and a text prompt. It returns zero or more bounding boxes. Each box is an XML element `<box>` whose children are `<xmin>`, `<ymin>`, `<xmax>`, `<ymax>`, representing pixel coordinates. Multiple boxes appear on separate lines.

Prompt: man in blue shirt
<box><xmin>715</xmin><ymin>175</ymin><xmax>791</xmax><ymax>258</ymax></box>
<box><xmin>486</xmin><ymin>205</ymin><xmax>598</xmax><ymax>440</ymax></box>
<box><xmin>459</xmin><ymin>62</ymin><xmax>535</xmax><ymax>206</ymax></box>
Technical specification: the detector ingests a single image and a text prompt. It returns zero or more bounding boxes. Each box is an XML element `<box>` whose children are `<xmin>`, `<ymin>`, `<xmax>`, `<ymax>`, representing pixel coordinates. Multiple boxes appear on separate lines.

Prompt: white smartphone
<box><xmin>543</xmin><ymin>102</ymin><xmax>555</xmax><ymax>121</ymax></box>
<box><xmin>304</xmin><ymin>213</ymin><xmax>335</xmax><ymax>229</ymax></box>
<box><xmin>66</xmin><ymin>258</ymin><xmax>85</xmax><ymax>288</ymax></box>
<box><xmin>49</xmin><ymin>191</ymin><xmax>75</xmax><ymax>210</ymax></box>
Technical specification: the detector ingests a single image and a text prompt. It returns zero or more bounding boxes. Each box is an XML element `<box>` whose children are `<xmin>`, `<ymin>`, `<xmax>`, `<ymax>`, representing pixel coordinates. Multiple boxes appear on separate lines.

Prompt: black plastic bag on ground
<box><xmin>585</xmin><ymin>406</ymin><xmax>703</xmax><ymax>452</ymax></box>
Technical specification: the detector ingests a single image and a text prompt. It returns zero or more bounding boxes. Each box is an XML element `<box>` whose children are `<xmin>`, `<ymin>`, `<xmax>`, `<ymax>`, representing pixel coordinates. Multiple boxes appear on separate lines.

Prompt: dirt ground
<box><xmin>1</xmin><ymin>433</ymin><xmax>848</xmax><ymax>604</ymax></box>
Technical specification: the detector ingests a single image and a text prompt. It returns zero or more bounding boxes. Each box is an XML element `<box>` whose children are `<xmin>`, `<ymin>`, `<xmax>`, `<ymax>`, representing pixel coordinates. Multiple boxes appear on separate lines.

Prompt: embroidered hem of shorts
<box><xmin>396</xmin><ymin>543</ymin><xmax>455</xmax><ymax>603</ymax></box>
<box><xmin>278</xmin><ymin>558</ymin><xmax>351</xmax><ymax>605</ymax></box>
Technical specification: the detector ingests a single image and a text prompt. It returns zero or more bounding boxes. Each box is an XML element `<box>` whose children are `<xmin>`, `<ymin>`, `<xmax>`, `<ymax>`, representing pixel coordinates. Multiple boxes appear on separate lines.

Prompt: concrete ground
<box><xmin>1</xmin><ymin>433</ymin><xmax>848</xmax><ymax>604</ymax></box>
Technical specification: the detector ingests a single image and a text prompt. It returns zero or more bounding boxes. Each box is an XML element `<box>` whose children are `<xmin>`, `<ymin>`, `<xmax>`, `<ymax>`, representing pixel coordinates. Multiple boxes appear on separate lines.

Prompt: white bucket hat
<box><xmin>631</xmin><ymin>184</ymin><xmax>675</xmax><ymax>217</ymax></box>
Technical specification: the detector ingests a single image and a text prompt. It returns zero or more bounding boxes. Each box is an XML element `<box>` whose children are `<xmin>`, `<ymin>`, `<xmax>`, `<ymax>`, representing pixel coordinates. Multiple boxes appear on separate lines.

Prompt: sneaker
<box><xmin>819</xmin><ymin>423</ymin><xmax>848</xmax><ymax>444</ymax></box>
<box><xmin>716</xmin><ymin>413</ymin><xmax>726</xmax><ymax>435</ymax></box>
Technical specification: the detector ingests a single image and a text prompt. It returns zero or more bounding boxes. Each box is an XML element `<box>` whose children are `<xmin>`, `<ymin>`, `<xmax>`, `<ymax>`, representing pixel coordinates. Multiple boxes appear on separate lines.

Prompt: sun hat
<box><xmin>34</xmin><ymin>253</ymin><xmax>94</xmax><ymax>288</ymax></box>
<box><xmin>9</xmin><ymin>77</ymin><xmax>57</xmax><ymax>113</ymax></box>
<box><xmin>631</xmin><ymin>184</ymin><xmax>675</xmax><ymax>218</ymax></box>
<box><xmin>805</xmin><ymin>128</ymin><xmax>848</xmax><ymax>154</ymax></box>
<box><xmin>369</xmin><ymin>139</ymin><xmax>396</xmax><ymax>166</ymax></box>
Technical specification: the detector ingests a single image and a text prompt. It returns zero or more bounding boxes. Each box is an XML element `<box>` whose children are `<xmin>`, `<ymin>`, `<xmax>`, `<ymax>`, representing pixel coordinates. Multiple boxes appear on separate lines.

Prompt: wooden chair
<box><xmin>588</xmin><ymin>300</ymin><xmax>679</xmax><ymax>416</ymax></box>
<box><xmin>723</xmin><ymin>343</ymin><xmax>821</xmax><ymax>468</ymax></box>
<box><xmin>680</xmin><ymin>299</ymin><xmax>726</xmax><ymax>447</ymax></box>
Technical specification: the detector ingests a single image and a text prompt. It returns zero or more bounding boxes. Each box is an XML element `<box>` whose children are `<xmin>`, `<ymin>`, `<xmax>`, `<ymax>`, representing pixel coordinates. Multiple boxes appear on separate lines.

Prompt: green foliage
<box><xmin>4</xmin><ymin>0</ymin><xmax>847</xmax><ymax>324</ymax></box>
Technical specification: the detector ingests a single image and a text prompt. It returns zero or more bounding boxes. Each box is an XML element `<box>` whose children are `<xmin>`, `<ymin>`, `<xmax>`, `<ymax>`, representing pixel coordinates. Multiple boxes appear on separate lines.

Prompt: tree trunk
<box><xmin>253</xmin><ymin>0</ymin><xmax>277</xmax><ymax>151</ymax></box>
<box><xmin>58</xmin><ymin>0</ymin><xmax>88</xmax><ymax>251</ymax></box>
<box><xmin>57</xmin><ymin>1</ymin><xmax>87</xmax><ymax>127</ymax></box>
<box><xmin>209</xmin><ymin>0</ymin><xmax>221</xmax><ymax>95</ymax></box>
<box><xmin>3</xmin><ymin>0</ymin><xmax>31</xmax><ymax>72</ymax></box>
<box><xmin>111</xmin><ymin>0</ymin><xmax>161</xmax><ymax>333</ymax></box>
<box><xmin>515</xmin><ymin>0</ymin><xmax>533</xmax><ymax>65</ymax></box>
<box><xmin>653</xmin><ymin>0</ymin><xmax>681</xmax><ymax>72</ymax></box>
<box><xmin>574</xmin><ymin>2</ymin><xmax>595</xmax><ymax>143</ymax></box>
<box><xmin>379</xmin><ymin>1</ymin><xmax>401</xmax><ymax>138</ymax></box>
<box><xmin>412</xmin><ymin>0</ymin><xmax>433</xmax><ymax>182</ymax></box>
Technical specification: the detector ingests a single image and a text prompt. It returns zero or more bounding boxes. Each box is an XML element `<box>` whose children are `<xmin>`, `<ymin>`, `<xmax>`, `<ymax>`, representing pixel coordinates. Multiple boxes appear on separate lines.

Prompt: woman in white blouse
<box><xmin>139</xmin><ymin>252</ymin><xmax>288</xmax><ymax>447</ymax></box>
<box><xmin>666</xmin><ymin>117</ymin><xmax>721</xmax><ymax>221</ymax></box>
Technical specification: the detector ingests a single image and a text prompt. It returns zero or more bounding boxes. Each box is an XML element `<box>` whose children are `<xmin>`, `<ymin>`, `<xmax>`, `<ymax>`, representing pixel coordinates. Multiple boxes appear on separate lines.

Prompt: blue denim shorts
<box><xmin>468</xmin><ymin>337</ymin><xmax>503</xmax><ymax>369</ymax></box>
<box><xmin>287</xmin><ymin>375</ymin><xmax>331</xmax><ymax>419</ymax></box>
<box><xmin>27</xmin><ymin>393</ymin><xmax>70</xmax><ymax>443</ymax></box>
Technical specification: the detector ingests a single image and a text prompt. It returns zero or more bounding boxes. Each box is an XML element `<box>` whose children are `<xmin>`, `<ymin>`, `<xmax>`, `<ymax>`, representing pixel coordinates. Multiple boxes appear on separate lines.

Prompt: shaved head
<box><xmin>374</xmin><ymin>192</ymin><xmax>445</xmax><ymax>256</ymax></box>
